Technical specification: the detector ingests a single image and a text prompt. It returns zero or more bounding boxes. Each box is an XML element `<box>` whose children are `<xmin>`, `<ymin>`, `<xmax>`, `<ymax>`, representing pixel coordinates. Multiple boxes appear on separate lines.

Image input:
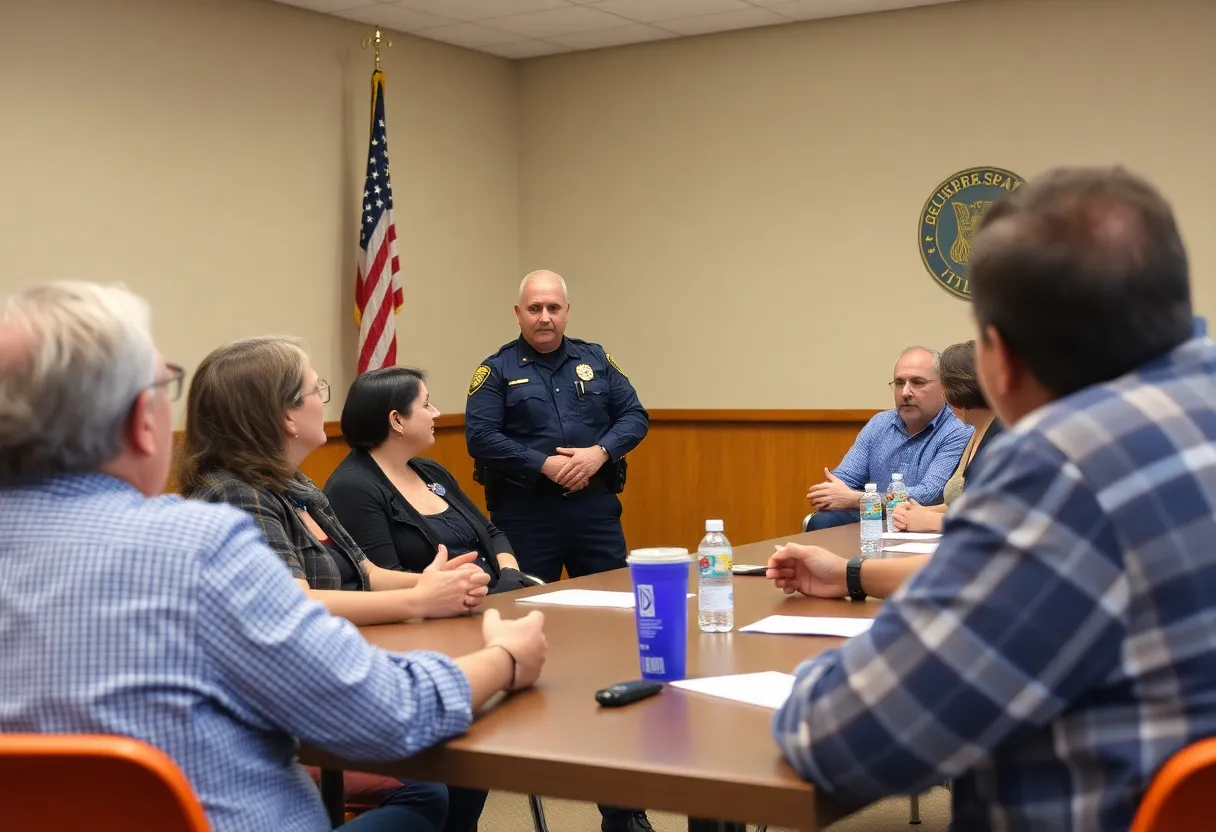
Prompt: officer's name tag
<box><xmin>508</xmin><ymin>378</ymin><xmax>530</xmax><ymax>386</ymax></box>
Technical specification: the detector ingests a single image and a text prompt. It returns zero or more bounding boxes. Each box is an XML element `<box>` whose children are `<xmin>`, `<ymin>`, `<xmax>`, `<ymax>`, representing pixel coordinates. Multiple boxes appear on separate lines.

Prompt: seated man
<box><xmin>772</xmin><ymin>167</ymin><xmax>1216</xmax><ymax>830</ymax></box>
<box><xmin>805</xmin><ymin>346</ymin><xmax>971</xmax><ymax>529</ymax></box>
<box><xmin>0</xmin><ymin>281</ymin><xmax>548</xmax><ymax>832</ymax></box>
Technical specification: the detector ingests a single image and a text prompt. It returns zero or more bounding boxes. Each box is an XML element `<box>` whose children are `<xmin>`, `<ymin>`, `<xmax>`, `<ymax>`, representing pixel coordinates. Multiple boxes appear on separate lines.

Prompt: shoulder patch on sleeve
<box><xmin>469</xmin><ymin>365</ymin><xmax>492</xmax><ymax>396</ymax></box>
<box><xmin>605</xmin><ymin>353</ymin><xmax>626</xmax><ymax>377</ymax></box>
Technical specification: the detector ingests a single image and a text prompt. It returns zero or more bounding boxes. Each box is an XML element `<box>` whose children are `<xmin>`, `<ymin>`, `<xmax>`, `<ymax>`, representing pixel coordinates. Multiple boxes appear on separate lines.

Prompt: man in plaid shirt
<box><xmin>770</xmin><ymin>167</ymin><xmax>1216</xmax><ymax>830</ymax></box>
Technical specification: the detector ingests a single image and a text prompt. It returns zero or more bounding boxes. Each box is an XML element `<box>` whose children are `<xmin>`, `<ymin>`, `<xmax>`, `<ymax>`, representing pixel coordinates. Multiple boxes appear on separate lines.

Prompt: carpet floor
<box><xmin>476</xmin><ymin>787</ymin><xmax>950</xmax><ymax>831</ymax></box>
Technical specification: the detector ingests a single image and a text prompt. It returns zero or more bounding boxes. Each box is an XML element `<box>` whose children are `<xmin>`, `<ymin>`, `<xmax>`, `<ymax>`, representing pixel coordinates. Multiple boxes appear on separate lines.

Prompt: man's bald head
<box><xmin>896</xmin><ymin>345</ymin><xmax>939</xmax><ymax>367</ymax></box>
<box><xmin>518</xmin><ymin>269</ymin><xmax>568</xmax><ymax>303</ymax></box>
<box><xmin>891</xmin><ymin>346</ymin><xmax>946</xmax><ymax>435</ymax></box>
<box><xmin>515</xmin><ymin>269</ymin><xmax>570</xmax><ymax>354</ymax></box>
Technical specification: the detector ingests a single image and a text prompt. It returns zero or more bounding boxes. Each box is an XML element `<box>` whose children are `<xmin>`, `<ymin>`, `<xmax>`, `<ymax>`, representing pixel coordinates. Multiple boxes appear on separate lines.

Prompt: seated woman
<box><xmin>175</xmin><ymin>337</ymin><xmax>492</xmax><ymax>829</ymax></box>
<box><xmin>176</xmin><ymin>336</ymin><xmax>490</xmax><ymax>624</ymax></box>
<box><xmin>324</xmin><ymin>367</ymin><xmax>534</xmax><ymax>599</ymax></box>
<box><xmin>892</xmin><ymin>340</ymin><xmax>1003</xmax><ymax>533</ymax></box>
<box><xmin>323</xmin><ymin>367</ymin><xmax>535</xmax><ymax>832</ymax></box>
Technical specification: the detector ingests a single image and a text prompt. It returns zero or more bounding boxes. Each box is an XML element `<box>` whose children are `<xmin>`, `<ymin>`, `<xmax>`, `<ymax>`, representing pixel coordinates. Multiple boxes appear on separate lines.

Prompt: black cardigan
<box><xmin>963</xmin><ymin>418</ymin><xmax>1004</xmax><ymax>483</ymax></box>
<box><xmin>324</xmin><ymin>451</ymin><xmax>517</xmax><ymax>585</ymax></box>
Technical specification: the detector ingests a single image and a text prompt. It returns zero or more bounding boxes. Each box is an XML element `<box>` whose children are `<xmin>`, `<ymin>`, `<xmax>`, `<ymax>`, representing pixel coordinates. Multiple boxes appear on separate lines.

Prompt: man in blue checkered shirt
<box><xmin>771</xmin><ymin>167</ymin><xmax>1216</xmax><ymax>830</ymax></box>
<box><xmin>806</xmin><ymin>346</ymin><xmax>973</xmax><ymax>530</ymax></box>
<box><xmin>0</xmin><ymin>282</ymin><xmax>548</xmax><ymax>832</ymax></box>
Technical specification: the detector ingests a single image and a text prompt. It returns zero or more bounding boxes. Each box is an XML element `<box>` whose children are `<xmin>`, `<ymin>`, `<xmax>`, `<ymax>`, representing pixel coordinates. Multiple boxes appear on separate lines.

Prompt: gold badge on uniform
<box><xmin>605</xmin><ymin>353</ymin><xmax>626</xmax><ymax>377</ymax></box>
<box><xmin>576</xmin><ymin>363</ymin><xmax>595</xmax><ymax>381</ymax></box>
<box><xmin>468</xmin><ymin>365</ymin><xmax>491</xmax><ymax>396</ymax></box>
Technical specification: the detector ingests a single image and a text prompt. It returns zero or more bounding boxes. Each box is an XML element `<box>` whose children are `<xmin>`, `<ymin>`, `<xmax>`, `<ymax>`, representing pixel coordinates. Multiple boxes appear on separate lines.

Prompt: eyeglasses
<box><xmin>149</xmin><ymin>363</ymin><xmax>186</xmax><ymax>402</ymax></box>
<box><xmin>304</xmin><ymin>379</ymin><xmax>331</xmax><ymax>405</ymax></box>
<box><xmin>888</xmin><ymin>378</ymin><xmax>935</xmax><ymax>391</ymax></box>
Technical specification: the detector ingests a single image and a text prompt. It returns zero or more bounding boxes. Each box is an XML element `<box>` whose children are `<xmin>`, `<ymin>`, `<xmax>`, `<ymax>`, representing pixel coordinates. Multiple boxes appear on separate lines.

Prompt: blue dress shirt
<box><xmin>0</xmin><ymin>474</ymin><xmax>474</xmax><ymax>832</ymax></box>
<box><xmin>832</xmin><ymin>405</ymin><xmax>972</xmax><ymax>504</ymax></box>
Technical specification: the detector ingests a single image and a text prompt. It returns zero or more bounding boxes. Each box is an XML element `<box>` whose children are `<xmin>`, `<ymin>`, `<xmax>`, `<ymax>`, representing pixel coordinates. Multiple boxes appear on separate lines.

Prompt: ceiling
<box><xmin>271</xmin><ymin>0</ymin><xmax>963</xmax><ymax>58</ymax></box>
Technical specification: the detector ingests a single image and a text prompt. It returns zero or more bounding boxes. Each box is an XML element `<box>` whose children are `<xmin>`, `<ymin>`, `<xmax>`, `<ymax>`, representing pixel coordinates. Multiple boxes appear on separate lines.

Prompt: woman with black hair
<box><xmin>325</xmin><ymin>367</ymin><xmax>534</xmax><ymax>597</ymax></box>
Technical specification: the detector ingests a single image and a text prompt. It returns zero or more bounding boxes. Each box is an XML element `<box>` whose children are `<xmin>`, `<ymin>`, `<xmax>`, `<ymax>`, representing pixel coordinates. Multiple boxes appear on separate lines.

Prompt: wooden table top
<box><xmin>303</xmin><ymin>524</ymin><xmax>876</xmax><ymax>830</ymax></box>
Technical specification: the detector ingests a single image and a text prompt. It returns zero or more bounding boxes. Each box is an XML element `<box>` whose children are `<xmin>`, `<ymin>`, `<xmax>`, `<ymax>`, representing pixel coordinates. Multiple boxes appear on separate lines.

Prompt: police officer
<box><xmin>465</xmin><ymin>269</ymin><xmax>651</xmax><ymax>832</ymax></box>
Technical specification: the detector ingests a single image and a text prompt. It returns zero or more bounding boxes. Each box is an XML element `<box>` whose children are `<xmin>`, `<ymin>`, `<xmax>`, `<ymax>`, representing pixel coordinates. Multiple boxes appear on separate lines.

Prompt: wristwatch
<box><xmin>597</xmin><ymin>445</ymin><xmax>610</xmax><ymax>460</ymax></box>
<box><xmin>846</xmin><ymin>556</ymin><xmax>869</xmax><ymax>601</ymax></box>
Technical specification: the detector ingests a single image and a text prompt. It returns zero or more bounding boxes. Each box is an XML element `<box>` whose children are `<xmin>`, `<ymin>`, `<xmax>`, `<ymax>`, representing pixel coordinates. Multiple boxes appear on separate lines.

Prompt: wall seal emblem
<box><xmin>919</xmin><ymin>167</ymin><xmax>1025</xmax><ymax>300</ymax></box>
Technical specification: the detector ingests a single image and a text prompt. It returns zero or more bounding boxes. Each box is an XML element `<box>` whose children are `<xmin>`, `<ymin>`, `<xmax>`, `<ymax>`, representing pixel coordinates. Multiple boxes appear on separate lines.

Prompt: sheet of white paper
<box><xmin>516</xmin><ymin>589</ymin><xmax>693</xmax><ymax>608</ymax></box>
<box><xmin>881</xmin><ymin>532</ymin><xmax>942</xmax><ymax>541</ymax></box>
<box><xmin>882</xmin><ymin>541</ymin><xmax>940</xmax><ymax>554</ymax></box>
<box><xmin>739</xmin><ymin>615</ymin><xmax>874</xmax><ymax>638</ymax></box>
<box><xmin>671</xmin><ymin>671</ymin><xmax>797</xmax><ymax>710</ymax></box>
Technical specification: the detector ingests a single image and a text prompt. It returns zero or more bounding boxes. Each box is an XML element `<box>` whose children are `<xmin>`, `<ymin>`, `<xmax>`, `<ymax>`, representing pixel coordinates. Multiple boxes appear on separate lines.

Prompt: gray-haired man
<box><xmin>0</xmin><ymin>281</ymin><xmax>547</xmax><ymax>832</ymax></box>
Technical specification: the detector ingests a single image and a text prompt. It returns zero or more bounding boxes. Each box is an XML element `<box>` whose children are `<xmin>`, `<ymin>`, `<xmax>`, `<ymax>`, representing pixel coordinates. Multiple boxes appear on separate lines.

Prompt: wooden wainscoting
<box><xmin>617</xmin><ymin>410</ymin><xmax>875</xmax><ymax>550</ymax></box>
<box><xmin>296</xmin><ymin>410</ymin><xmax>874</xmax><ymax>551</ymax></box>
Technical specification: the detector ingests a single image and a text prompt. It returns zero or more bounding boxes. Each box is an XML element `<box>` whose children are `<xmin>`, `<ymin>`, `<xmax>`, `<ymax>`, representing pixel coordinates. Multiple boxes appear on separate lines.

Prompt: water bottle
<box><xmin>885</xmin><ymin>473</ymin><xmax>909</xmax><ymax>533</ymax></box>
<box><xmin>697</xmin><ymin>519</ymin><xmax>734</xmax><ymax>633</ymax></box>
<box><xmin>860</xmin><ymin>483</ymin><xmax>882</xmax><ymax>553</ymax></box>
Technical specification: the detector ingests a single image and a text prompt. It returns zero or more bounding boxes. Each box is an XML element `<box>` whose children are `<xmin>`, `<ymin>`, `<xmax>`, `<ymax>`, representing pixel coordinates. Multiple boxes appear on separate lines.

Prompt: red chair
<box><xmin>1130</xmin><ymin>737</ymin><xmax>1216</xmax><ymax>832</ymax></box>
<box><xmin>0</xmin><ymin>733</ymin><xmax>209</xmax><ymax>831</ymax></box>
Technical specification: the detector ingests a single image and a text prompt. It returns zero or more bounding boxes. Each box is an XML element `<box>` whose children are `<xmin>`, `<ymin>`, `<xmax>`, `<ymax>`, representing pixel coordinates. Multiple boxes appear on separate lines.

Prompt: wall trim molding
<box><xmin>322</xmin><ymin>408</ymin><xmax>881</xmax><ymax>437</ymax></box>
<box><xmin>643</xmin><ymin>408</ymin><xmax>882</xmax><ymax>423</ymax></box>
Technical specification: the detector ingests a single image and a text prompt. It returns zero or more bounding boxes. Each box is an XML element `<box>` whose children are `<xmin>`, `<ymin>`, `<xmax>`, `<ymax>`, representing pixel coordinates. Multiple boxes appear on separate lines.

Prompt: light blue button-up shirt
<box><xmin>832</xmin><ymin>405</ymin><xmax>972</xmax><ymax>504</ymax></box>
<box><xmin>0</xmin><ymin>474</ymin><xmax>474</xmax><ymax>832</ymax></box>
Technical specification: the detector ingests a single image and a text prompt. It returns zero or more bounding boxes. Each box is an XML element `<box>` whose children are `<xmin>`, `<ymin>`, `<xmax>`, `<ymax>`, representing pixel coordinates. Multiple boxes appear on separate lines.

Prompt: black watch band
<box><xmin>846</xmin><ymin>556</ymin><xmax>869</xmax><ymax>601</ymax></box>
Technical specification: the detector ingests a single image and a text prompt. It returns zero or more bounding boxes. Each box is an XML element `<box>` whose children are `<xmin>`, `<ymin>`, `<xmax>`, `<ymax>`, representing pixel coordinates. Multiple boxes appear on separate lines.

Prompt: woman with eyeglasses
<box><xmin>891</xmin><ymin>340</ymin><xmax>1003</xmax><ymax>532</ymax></box>
<box><xmin>176</xmin><ymin>336</ymin><xmax>497</xmax><ymax>831</ymax></box>
<box><xmin>176</xmin><ymin>337</ymin><xmax>490</xmax><ymax>624</ymax></box>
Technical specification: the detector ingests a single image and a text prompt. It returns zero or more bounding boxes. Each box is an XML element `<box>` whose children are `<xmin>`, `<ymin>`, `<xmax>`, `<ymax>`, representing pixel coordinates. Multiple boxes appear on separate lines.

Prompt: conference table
<box><xmin>302</xmin><ymin>524</ymin><xmax>883</xmax><ymax>831</ymax></box>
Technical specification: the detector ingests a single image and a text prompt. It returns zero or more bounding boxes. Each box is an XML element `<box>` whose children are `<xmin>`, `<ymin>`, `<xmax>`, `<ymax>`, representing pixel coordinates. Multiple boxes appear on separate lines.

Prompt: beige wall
<box><xmin>517</xmin><ymin>0</ymin><xmax>1216</xmax><ymax>409</ymax></box>
<box><xmin>2</xmin><ymin>0</ymin><xmax>1211</xmax><ymax>416</ymax></box>
<box><xmin>0</xmin><ymin>0</ymin><xmax>519</xmax><ymax>418</ymax></box>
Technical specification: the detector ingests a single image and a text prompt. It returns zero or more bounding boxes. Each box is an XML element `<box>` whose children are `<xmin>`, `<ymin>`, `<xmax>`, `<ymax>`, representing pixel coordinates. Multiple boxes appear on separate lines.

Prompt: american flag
<box><xmin>354</xmin><ymin>70</ymin><xmax>403</xmax><ymax>375</ymax></box>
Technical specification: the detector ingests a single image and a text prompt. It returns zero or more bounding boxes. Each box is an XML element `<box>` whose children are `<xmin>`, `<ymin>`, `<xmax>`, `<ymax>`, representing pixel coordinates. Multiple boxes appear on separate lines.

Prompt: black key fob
<box><xmin>595</xmin><ymin>680</ymin><xmax>663</xmax><ymax>707</ymax></box>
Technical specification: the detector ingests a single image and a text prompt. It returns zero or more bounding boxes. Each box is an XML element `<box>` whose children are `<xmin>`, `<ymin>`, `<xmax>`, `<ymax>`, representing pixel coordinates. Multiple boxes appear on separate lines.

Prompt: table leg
<box><xmin>527</xmin><ymin>794</ymin><xmax>550</xmax><ymax>832</ymax></box>
<box><xmin>320</xmin><ymin>767</ymin><xmax>345</xmax><ymax>828</ymax></box>
<box><xmin>687</xmin><ymin>820</ymin><xmax>748</xmax><ymax>832</ymax></box>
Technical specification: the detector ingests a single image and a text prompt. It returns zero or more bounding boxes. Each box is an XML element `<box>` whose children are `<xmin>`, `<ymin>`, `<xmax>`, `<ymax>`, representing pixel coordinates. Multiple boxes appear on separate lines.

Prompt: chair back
<box><xmin>0</xmin><ymin>733</ymin><xmax>210</xmax><ymax>831</ymax></box>
<box><xmin>1130</xmin><ymin>737</ymin><xmax>1216</xmax><ymax>832</ymax></box>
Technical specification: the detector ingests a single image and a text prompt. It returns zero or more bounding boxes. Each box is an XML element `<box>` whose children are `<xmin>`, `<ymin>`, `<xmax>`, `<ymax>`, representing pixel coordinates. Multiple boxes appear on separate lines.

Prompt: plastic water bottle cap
<box><xmin>705</xmin><ymin>519</ymin><xmax>724</xmax><ymax>532</ymax></box>
<box><xmin>892</xmin><ymin>473</ymin><xmax>903</xmax><ymax>480</ymax></box>
<box><xmin>864</xmin><ymin>483</ymin><xmax>877</xmax><ymax>491</ymax></box>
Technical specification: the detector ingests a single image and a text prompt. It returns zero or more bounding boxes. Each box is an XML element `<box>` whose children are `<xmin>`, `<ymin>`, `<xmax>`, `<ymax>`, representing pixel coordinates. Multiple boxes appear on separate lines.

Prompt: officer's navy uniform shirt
<box><xmin>465</xmin><ymin>335</ymin><xmax>648</xmax><ymax>482</ymax></box>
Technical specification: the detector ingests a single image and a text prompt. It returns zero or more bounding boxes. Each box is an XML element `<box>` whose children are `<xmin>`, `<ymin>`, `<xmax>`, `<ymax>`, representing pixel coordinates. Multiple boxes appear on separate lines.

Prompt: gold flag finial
<box><xmin>361</xmin><ymin>29</ymin><xmax>393</xmax><ymax>71</ymax></box>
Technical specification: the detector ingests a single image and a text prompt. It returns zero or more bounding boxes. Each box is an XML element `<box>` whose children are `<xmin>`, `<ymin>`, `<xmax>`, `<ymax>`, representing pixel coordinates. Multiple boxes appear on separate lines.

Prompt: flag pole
<box><xmin>360</xmin><ymin>29</ymin><xmax>393</xmax><ymax>72</ymax></box>
<box><xmin>354</xmin><ymin>27</ymin><xmax>402</xmax><ymax>375</ymax></box>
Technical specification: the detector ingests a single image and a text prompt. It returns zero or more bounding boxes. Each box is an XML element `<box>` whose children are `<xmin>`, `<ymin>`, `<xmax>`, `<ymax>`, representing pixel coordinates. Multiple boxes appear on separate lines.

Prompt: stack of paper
<box><xmin>739</xmin><ymin>615</ymin><xmax>874</xmax><ymax>637</ymax></box>
<box><xmin>516</xmin><ymin>589</ymin><xmax>694</xmax><ymax>609</ymax></box>
<box><xmin>670</xmin><ymin>671</ymin><xmax>796</xmax><ymax>709</ymax></box>
<box><xmin>882</xmin><ymin>541</ymin><xmax>939</xmax><ymax>554</ymax></box>
<box><xmin>881</xmin><ymin>532</ymin><xmax>941</xmax><ymax>541</ymax></box>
